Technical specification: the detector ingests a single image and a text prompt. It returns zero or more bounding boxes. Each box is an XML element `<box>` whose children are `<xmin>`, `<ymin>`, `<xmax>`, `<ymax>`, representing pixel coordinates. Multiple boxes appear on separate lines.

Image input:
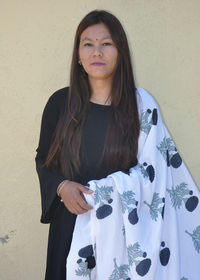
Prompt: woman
<box><xmin>35</xmin><ymin>9</ymin><xmax>200</xmax><ymax>280</ymax></box>
<box><xmin>36</xmin><ymin>9</ymin><xmax>139</xmax><ymax>279</ymax></box>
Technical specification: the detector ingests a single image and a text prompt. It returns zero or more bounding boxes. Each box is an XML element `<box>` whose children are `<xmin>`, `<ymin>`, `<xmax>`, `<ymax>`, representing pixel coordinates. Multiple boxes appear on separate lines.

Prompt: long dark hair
<box><xmin>45</xmin><ymin>9</ymin><xmax>140</xmax><ymax>180</ymax></box>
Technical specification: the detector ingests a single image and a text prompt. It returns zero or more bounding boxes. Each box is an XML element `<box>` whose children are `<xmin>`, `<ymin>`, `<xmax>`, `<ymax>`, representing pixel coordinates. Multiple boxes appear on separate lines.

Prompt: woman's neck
<box><xmin>89</xmin><ymin>78</ymin><xmax>112</xmax><ymax>105</ymax></box>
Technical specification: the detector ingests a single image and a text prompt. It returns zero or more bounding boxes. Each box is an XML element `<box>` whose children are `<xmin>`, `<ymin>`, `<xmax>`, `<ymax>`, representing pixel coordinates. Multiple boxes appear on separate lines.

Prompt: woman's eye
<box><xmin>83</xmin><ymin>43</ymin><xmax>92</xmax><ymax>47</ymax></box>
<box><xmin>83</xmin><ymin>42</ymin><xmax>112</xmax><ymax>47</ymax></box>
<box><xmin>103</xmin><ymin>42</ymin><xmax>111</xmax><ymax>46</ymax></box>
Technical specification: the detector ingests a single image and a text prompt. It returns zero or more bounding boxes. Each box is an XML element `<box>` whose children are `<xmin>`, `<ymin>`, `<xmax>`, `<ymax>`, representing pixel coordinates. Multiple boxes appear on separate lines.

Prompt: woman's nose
<box><xmin>92</xmin><ymin>45</ymin><xmax>103</xmax><ymax>56</ymax></box>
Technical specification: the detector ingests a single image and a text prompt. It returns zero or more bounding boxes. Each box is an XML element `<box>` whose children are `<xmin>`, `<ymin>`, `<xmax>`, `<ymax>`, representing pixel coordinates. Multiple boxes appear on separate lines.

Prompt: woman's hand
<box><xmin>59</xmin><ymin>181</ymin><xmax>93</xmax><ymax>215</ymax></box>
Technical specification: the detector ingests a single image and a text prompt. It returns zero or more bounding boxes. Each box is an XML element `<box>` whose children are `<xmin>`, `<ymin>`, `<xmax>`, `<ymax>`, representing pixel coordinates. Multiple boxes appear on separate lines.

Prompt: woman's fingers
<box><xmin>67</xmin><ymin>201</ymin><xmax>87</xmax><ymax>215</ymax></box>
<box><xmin>60</xmin><ymin>181</ymin><xmax>93</xmax><ymax>214</ymax></box>
<box><xmin>69</xmin><ymin>193</ymin><xmax>92</xmax><ymax>214</ymax></box>
<box><xmin>79</xmin><ymin>185</ymin><xmax>93</xmax><ymax>194</ymax></box>
<box><xmin>66</xmin><ymin>203</ymin><xmax>78</xmax><ymax>215</ymax></box>
<box><xmin>78</xmin><ymin>193</ymin><xmax>93</xmax><ymax>211</ymax></box>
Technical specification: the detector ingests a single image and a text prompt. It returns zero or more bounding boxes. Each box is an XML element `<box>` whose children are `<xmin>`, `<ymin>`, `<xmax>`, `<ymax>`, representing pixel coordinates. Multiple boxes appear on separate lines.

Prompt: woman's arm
<box><xmin>35</xmin><ymin>87</ymin><xmax>94</xmax><ymax>222</ymax></box>
<box><xmin>35</xmin><ymin>88</ymin><xmax>68</xmax><ymax>223</ymax></box>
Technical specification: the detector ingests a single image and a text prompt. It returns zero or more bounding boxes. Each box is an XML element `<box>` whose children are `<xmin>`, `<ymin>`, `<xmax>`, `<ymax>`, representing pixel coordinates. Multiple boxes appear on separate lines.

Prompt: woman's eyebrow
<box><xmin>81</xmin><ymin>35</ymin><xmax>112</xmax><ymax>42</ymax></box>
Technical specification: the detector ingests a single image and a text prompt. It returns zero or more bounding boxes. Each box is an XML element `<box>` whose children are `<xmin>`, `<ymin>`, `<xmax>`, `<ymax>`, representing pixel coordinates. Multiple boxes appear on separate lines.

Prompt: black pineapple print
<box><xmin>140</xmin><ymin>108</ymin><xmax>158</xmax><ymax>135</ymax></box>
<box><xmin>144</xmin><ymin>192</ymin><xmax>165</xmax><ymax>221</ymax></box>
<box><xmin>167</xmin><ymin>183</ymin><xmax>199</xmax><ymax>212</ymax></box>
<box><xmin>140</xmin><ymin>162</ymin><xmax>155</xmax><ymax>183</ymax></box>
<box><xmin>160</xmin><ymin>241</ymin><xmax>170</xmax><ymax>266</ymax></box>
<box><xmin>93</xmin><ymin>182</ymin><xmax>114</xmax><ymax>219</ymax></box>
<box><xmin>77</xmin><ymin>244</ymin><xmax>96</xmax><ymax>269</ymax></box>
<box><xmin>119</xmin><ymin>190</ymin><xmax>139</xmax><ymax>225</ymax></box>
<box><xmin>127</xmin><ymin>242</ymin><xmax>151</xmax><ymax>276</ymax></box>
<box><xmin>157</xmin><ymin>137</ymin><xmax>182</xmax><ymax>168</ymax></box>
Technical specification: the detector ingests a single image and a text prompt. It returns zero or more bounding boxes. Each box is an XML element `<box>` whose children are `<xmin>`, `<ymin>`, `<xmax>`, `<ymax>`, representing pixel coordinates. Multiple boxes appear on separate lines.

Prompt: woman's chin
<box><xmin>88</xmin><ymin>73</ymin><xmax>114</xmax><ymax>81</ymax></box>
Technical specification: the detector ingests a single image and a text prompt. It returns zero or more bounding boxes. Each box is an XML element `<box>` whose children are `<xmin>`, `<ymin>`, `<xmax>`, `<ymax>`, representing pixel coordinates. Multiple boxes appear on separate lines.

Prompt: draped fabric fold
<box><xmin>66</xmin><ymin>88</ymin><xmax>200</xmax><ymax>280</ymax></box>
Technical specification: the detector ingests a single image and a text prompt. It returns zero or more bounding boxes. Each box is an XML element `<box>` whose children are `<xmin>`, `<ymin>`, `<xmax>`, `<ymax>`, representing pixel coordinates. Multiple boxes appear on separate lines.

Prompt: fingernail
<box><xmin>84</xmin><ymin>185</ymin><xmax>93</xmax><ymax>192</ymax></box>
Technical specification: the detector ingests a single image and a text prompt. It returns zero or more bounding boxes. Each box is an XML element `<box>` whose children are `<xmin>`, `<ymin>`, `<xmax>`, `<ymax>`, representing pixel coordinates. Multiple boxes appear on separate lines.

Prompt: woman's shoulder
<box><xmin>44</xmin><ymin>86</ymin><xmax>69</xmax><ymax>114</ymax></box>
<box><xmin>41</xmin><ymin>87</ymin><xmax>69</xmax><ymax>122</ymax></box>
<box><xmin>47</xmin><ymin>86</ymin><xmax>69</xmax><ymax>105</ymax></box>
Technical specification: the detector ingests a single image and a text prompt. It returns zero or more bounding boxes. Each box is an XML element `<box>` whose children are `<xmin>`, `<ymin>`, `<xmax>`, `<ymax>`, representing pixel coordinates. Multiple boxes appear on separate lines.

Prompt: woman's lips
<box><xmin>91</xmin><ymin>62</ymin><xmax>105</xmax><ymax>66</ymax></box>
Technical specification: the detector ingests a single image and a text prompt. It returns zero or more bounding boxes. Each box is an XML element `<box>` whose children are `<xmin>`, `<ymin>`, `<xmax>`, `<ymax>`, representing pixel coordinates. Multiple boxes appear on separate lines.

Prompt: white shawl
<box><xmin>66</xmin><ymin>88</ymin><xmax>200</xmax><ymax>280</ymax></box>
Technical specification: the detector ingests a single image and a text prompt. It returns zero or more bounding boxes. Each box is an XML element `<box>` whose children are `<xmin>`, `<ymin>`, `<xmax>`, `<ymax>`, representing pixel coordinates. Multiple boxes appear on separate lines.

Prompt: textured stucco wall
<box><xmin>0</xmin><ymin>1</ymin><xmax>199</xmax><ymax>279</ymax></box>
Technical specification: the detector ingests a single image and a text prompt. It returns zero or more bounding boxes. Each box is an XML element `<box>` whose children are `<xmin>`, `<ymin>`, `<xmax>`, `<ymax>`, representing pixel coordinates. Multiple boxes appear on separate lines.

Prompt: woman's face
<box><xmin>78</xmin><ymin>23</ymin><xmax>118</xmax><ymax>82</ymax></box>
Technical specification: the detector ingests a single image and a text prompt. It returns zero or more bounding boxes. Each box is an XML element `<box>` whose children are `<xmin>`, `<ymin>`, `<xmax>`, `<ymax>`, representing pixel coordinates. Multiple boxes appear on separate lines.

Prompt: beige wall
<box><xmin>0</xmin><ymin>0</ymin><xmax>199</xmax><ymax>279</ymax></box>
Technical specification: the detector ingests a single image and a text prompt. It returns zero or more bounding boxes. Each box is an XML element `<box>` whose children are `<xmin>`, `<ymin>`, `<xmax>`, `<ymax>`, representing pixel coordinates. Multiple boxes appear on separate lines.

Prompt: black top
<box><xmin>35</xmin><ymin>87</ymin><xmax>114</xmax><ymax>280</ymax></box>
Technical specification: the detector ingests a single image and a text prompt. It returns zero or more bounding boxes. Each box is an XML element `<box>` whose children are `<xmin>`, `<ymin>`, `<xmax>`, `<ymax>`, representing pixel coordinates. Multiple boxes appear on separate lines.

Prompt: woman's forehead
<box><xmin>80</xmin><ymin>35</ymin><xmax>112</xmax><ymax>42</ymax></box>
<box><xmin>80</xmin><ymin>24</ymin><xmax>112</xmax><ymax>41</ymax></box>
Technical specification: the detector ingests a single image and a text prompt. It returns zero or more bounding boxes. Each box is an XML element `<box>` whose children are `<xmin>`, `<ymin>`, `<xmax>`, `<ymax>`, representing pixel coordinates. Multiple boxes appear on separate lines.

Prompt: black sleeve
<box><xmin>35</xmin><ymin>88</ymin><xmax>68</xmax><ymax>224</ymax></box>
